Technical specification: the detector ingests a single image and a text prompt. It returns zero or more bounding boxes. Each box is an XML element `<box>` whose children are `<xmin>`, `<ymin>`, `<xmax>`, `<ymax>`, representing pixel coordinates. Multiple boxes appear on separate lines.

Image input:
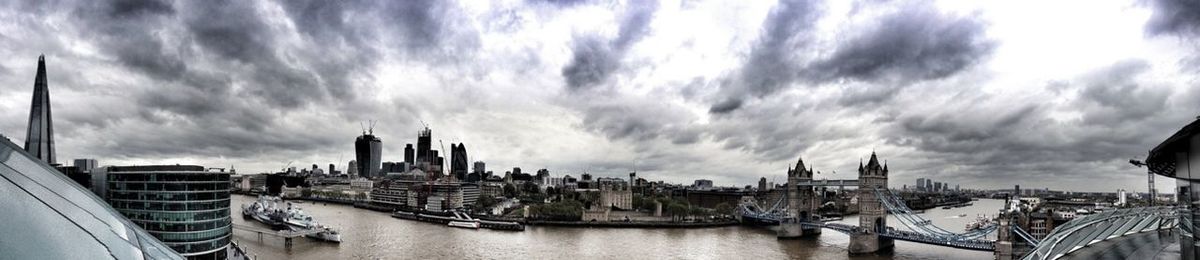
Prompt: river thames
<box><xmin>231</xmin><ymin>195</ymin><xmax>1001</xmax><ymax>259</ymax></box>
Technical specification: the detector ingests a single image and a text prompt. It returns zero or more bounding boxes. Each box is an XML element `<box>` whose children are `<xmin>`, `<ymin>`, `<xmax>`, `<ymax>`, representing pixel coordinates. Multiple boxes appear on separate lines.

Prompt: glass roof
<box><xmin>0</xmin><ymin>136</ymin><xmax>183</xmax><ymax>260</ymax></box>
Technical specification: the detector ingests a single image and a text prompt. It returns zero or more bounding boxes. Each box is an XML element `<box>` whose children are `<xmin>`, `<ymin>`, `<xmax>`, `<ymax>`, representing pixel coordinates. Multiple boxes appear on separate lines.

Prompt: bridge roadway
<box><xmin>802</xmin><ymin>222</ymin><xmax>996</xmax><ymax>251</ymax></box>
<box><xmin>793</xmin><ymin>179</ymin><xmax>859</xmax><ymax>187</ymax></box>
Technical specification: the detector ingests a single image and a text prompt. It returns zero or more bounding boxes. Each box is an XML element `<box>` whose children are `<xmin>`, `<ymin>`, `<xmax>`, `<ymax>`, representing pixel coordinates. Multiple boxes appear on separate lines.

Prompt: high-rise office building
<box><xmin>473</xmin><ymin>161</ymin><xmax>485</xmax><ymax>174</ymax></box>
<box><xmin>355</xmin><ymin>131</ymin><xmax>382</xmax><ymax>178</ymax></box>
<box><xmin>450</xmin><ymin>143</ymin><xmax>469</xmax><ymax>181</ymax></box>
<box><xmin>417</xmin><ymin>127</ymin><xmax>432</xmax><ymax>163</ymax></box>
<box><xmin>916</xmin><ymin>178</ymin><xmax>926</xmax><ymax>191</ymax></box>
<box><xmin>329</xmin><ymin>163</ymin><xmax>336</xmax><ymax>175</ymax></box>
<box><xmin>74</xmin><ymin>159</ymin><xmax>98</xmax><ymax>173</ymax></box>
<box><xmin>25</xmin><ymin>55</ymin><xmax>55</xmax><ymax>165</ymax></box>
<box><xmin>404</xmin><ymin>144</ymin><xmax>415</xmax><ymax>164</ymax></box>
<box><xmin>348</xmin><ymin>160</ymin><xmax>358</xmax><ymax>176</ymax></box>
<box><xmin>99</xmin><ymin>165</ymin><xmax>232</xmax><ymax>259</ymax></box>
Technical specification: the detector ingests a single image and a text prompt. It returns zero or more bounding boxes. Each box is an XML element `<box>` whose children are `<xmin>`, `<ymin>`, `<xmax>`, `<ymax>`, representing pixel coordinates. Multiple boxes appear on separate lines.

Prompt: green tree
<box><xmin>521</xmin><ymin>181</ymin><xmax>540</xmax><ymax>194</ymax></box>
<box><xmin>503</xmin><ymin>183</ymin><xmax>519</xmax><ymax>198</ymax></box>
<box><xmin>474</xmin><ymin>195</ymin><xmax>499</xmax><ymax>212</ymax></box>
<box><xmin>714</xmin><ymin>202</ymin><xmax>733</xmax><ymax>217</ymax></box>
<box><xmin>667</xmin><ymin>203</ymin><xmax>689</xmax><ymax>222</ymax></box>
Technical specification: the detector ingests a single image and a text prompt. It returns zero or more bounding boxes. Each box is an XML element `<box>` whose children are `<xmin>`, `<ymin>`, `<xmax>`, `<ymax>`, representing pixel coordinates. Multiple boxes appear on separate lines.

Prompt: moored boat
<box><xmin>448</xmin><ymin>220</ymin><xmax>481</xmax><ymax>229</ymax></box>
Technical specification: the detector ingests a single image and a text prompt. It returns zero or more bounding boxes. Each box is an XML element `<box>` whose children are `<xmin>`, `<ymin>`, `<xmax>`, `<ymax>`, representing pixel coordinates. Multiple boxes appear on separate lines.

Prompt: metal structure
<box><xmin>738</xmin><ymin>187</ymin><xmax>999</xmax><ymax>251</ymax></box>
<box><xmin>1021</xmin><ymin>206</ymin><xmax>1178</xmax><ymax>260</ymax></box>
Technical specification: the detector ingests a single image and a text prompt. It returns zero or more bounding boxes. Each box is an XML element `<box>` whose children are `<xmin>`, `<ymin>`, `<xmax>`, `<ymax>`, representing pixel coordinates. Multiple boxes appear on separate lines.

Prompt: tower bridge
<box><xmin>739</xmin><ymin>152</ymin><xmax>1178</xmax><ymax>259</ymax></box>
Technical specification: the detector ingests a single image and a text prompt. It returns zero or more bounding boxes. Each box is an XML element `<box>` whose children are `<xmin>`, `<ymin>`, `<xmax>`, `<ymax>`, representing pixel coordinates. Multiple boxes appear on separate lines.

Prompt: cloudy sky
<box><xmin>1</xmin><ymin>0</ymin><xmax>1198</xmax><ymax>192</ymax></box>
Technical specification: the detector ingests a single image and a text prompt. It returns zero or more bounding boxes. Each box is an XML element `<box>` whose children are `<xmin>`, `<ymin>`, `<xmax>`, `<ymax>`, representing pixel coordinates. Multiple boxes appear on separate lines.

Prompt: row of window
<box><xmin>109</xmin><ymin>173</ymin><xmax>229</xmax><ymax>182</ymax></box>
<box><xmin>166</xmin><ymin>234</ymin><xmax>230</xmax><ymax>254</ymax></box>
<box><xmin>118</xmin><ymin>208</ymin><xmax>229</xmax><ymax>223</ymax></box>
<box><xmin>108</xmin><ymin>191</ymin><xmax>230</xmax><ymax>201</ymax></box>
<box><xmin>136</xmin><ymin>217</ymin><xmax>230</xmax><ymax>233</ymax></box>
<box><xmin>109</xmin><ymin>182</ymin><xmax>230</xmax><ymax>192</ymax></box>
<box><xmin>110</xmin><ymin>199</ymin><xmax>229</xmax><ymax>212</ymax></box>
<box><xmin>153</xmin><ymin>226</ymin><xmax>231</xmax><ymax>243</ymax></box>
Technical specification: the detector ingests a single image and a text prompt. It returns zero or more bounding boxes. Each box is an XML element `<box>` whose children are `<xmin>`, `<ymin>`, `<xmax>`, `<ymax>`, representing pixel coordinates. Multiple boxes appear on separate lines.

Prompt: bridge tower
<box><xmin>778</xmin><ymin>156</ymin><xmax>822</xmax><ymax>238</ymax></box>
<box><xmin>849</xmin><ymin>152</ymin><xmax>894</xmax><ymax>254</ymax></box>
<box><xmin>994</xmin><ymin>211</ymin><xmax>1016</xmax><ymax>260</ymax></box>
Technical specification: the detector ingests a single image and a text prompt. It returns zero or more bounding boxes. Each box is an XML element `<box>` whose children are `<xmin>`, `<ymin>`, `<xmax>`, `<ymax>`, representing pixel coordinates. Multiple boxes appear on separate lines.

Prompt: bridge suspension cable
<box><xmin>872</xmin><ymin>188</ymin><xmax>997</xmax><ymax>240</ymax></box>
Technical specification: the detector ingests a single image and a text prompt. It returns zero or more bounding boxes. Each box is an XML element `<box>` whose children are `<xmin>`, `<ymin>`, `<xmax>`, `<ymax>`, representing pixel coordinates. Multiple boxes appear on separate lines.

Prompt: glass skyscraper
<box><xmin>355</xmin><ymin>132</ymin><xmax>382</xmax><ymax>178</ymax></box>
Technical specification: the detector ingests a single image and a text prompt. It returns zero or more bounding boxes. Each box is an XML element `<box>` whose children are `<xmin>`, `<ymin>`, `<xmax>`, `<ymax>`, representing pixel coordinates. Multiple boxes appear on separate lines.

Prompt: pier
<box><xmin>231</xmin><ymin>224</ymin><xmax>327</xmax><ymax>248</ymax></box>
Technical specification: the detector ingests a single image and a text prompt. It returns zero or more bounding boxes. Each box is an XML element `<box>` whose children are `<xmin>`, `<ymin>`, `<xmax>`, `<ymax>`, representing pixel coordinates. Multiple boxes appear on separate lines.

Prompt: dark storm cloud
<box><xmin>885</xmin><ymin>60</ymin><xmax>1186</xmax><ymax>183</ymax></box>
<box><xmin>561</xmin><ymin>0</ymin><xmax>659</xmax><ymax>90</ymax></box>
<box><xmin>706</xmin><ymin>0</ymin><xmax>820</xmax><ymax>114</ymax></box>
<box><xmin>711</xmin><ymin>1</ymin><xmax>993</xmax><ymax>113</ymax></box>
<box><xmin>708</xmin><ymin>98</ymin><xmax>743</xmax><ymax>114</ymax></box>
<box><xmin>1145</xmin><ymin>0</ymin><xmax>1200</xmax><ymax>37</ymax></box>
<box><xmin>804</xmin><ymin>3</ymin><xmax>994</xmax><ymax>85</ymax></box>
<box><xmin>0</xmin><ymin>0</ymin><xmax>480</xmax><ymax>161</ymax></box>
<box><xmin>732</xmin><ymin>0</ymin><xmax>819</xmax><ymax>98</ymax></box>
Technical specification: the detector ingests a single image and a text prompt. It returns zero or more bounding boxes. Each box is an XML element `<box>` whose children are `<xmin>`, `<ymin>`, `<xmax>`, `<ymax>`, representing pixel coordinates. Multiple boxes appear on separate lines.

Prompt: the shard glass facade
<box><xmin>24</xmin><ymin>55</ymin><xmax>55</xmax><ymax>165</ymax></box>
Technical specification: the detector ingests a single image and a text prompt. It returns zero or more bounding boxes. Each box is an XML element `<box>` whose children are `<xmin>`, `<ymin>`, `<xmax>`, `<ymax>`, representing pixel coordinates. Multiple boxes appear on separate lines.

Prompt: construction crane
<box><xmin>1129</xmin><ymin>159</ymin><xmax>1155</xmax><ymax>206</ymax></box>
<box><xmin>440</xmin><ymin>139</ymin><xmax>448</xmax><ymax>180</ymax></box>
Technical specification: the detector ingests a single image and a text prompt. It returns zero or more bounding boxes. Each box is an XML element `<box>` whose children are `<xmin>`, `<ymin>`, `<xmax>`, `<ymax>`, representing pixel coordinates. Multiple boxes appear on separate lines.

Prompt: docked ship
<box><xmin>242</xmin><ymin>195</ymin><xmax>288</xmax><ymax>229</ymax></box>
<box><xmin>965</xmin><ymin>215</ymin><xmax>995</xmax><ymax>231</ymax></box>
<box><xmin>280</xmin><ymin>202</ymin><xmax>343</xmax><ymax>243</ymax></box>
<box><xmin>242</xmin><ymin>196</ymin><xmax>342</xmax><ymax>243</ymax></box>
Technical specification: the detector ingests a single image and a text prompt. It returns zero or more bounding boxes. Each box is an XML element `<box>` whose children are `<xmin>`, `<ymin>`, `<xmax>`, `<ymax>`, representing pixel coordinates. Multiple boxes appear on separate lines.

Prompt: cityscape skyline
<box><xmin>1</xmin><ymin>0</ymin><xmax>1199</xmax><ymax>192</ymax></box>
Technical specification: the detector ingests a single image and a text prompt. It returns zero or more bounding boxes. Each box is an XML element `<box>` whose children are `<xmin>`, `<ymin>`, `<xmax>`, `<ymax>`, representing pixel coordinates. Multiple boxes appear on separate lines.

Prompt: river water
<box><xmin>230</xmin><ymin>195</ymin><xmax>1003</xmax><ymax>259</ymax></box>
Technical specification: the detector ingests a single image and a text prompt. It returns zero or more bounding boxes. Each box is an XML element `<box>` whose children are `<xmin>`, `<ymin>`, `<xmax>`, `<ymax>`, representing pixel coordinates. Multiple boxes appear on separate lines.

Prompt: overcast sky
<box><xmin>1</xmin><ymin>0</ymin><xmax>1198</xmax><ymax>192</ymax></box>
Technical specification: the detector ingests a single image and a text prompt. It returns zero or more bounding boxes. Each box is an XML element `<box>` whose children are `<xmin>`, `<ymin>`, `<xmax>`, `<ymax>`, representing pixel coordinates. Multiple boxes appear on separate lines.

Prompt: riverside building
<box><xmin>97</xmin><ymin>165</ymin><xmax>232</xmax><ymax>260</ymax></box>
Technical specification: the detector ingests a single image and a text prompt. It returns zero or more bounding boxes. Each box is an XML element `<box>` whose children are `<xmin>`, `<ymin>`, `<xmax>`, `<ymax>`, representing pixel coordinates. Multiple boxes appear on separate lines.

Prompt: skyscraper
<box><xmin>25</xmin><ymin>55</ymin><xmax>55</xmax><ymax>165</ymax></box>
<box><xmin>417</xmin><ymin>127</ymin><xmax>432</xmax><ymax>163</ymax></box>
<box><xmin>473</xmin><ymin>161</ymin><xmax>485</xmax><ymax>175</ymax></box>
<box><xmin>355</xmin><ymin>131</ymin><xmax>382</xmax><ymax>178</ymax></box>
<box><xmin>450</xmin><ymin>143</ymin><xmax>469</xmax><ymax>181</ymax></box>
<box><xmin>404</xmin><ymin>144</ymin><xmax>415</xmax><ymax>164</ymax></box>
<box><xmin>348</xmin><ymin>160</ymin><xmax>358</xmax><ymax>176</ymax></box>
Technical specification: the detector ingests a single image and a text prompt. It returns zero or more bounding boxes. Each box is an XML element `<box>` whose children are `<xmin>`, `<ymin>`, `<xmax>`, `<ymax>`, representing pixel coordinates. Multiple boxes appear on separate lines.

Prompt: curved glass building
<box><xmin>103</xmin><ymin>165</ymin><xmax>232</xmax><ymax>259</ymax></box>
<box><xmin>0</xmin><ymin>136</ymin><xmax>183</xmax><ymax>259</ymax></box>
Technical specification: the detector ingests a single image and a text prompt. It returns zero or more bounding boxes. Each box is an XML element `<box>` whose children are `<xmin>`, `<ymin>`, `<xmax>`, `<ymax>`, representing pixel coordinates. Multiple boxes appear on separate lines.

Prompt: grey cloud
<box><xmin>381</xmin><ymin>1</ymin><xmax>481</xmax><ymax>63</ymax></box>
<box><xmin>1145</xmin><ymin>0</ymin><xmax>1200</xmax><ymax>37</ymax></box>
<box><xmin>707</xmin><ymin>98</ymin><xmax>830</xmax><ymax>161</ymax></box>
<box><xmin>884</xmin><ymin>60</ymin><xmax>1186</xmax><ymax>184</ymax></box>
<box><xmin>728</xmin><ymin>0</ymin><xmax>819</xmax><ymax>99</ymax></box>
<box><xmin>805</xmin><ymin>2</ymin><xmax>994</xmax><ymax>85</ymax></box>
<box><xmin>1075</xmin><ymin>59</ymin><xmax>1170</xmax><ymax>125</ymax></box>
<box><xmin>107</xmin><ymin>0</ymin><xmax>173</xmax><ymax>18</ymax></box>
<box><xmin>708</xmin><ymin>98</ymin><xmax>743</xmax><ymax>114</ymax></box>
<box><xmin>712</xmin><ymin>0</ymin><xmax>993</xmax><ymax>113</ymax></box>
<box><xmin>562</xmin><ymin>38</ymin><xmax>619</xmax><ymax>90</ymax></box>
<box><xmin>579</xmin><ymin>97</ymin><xmax>696</xmax><ymax>143</ymax></box>
<box><xmin>561</xmin><ymin>0</ymin><xmax>659</xmax><ymax>90</ymax></box>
